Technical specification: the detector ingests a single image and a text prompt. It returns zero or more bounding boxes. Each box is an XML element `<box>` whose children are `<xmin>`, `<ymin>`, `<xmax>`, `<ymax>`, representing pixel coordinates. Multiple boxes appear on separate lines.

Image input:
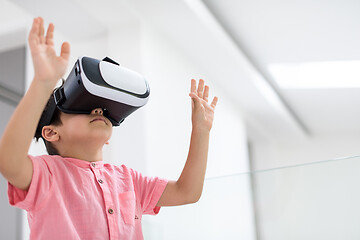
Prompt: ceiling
<box><xmin>203</xmin><ymin>0</ymin><xmax>360</xmax><ymax>137</ymax></box>
<box><xmin>2</xmin><ymin>0</ymin><xmax>360</xmax><ymax>140</ymax></box>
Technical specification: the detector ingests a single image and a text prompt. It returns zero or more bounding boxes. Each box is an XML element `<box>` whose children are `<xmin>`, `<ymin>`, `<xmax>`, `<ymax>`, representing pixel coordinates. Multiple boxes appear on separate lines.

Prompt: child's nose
<box><xmin>91</xmin><ymin>108</ymin><xmax>103</xmax><ymax>115</ymax></box>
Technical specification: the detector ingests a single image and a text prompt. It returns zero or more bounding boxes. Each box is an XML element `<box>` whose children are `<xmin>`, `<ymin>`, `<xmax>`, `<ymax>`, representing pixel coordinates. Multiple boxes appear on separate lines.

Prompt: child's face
<box><xmin>56</xmin><ymin>108</ymin><xmax>113</xmax><ymax>147</ymax></box>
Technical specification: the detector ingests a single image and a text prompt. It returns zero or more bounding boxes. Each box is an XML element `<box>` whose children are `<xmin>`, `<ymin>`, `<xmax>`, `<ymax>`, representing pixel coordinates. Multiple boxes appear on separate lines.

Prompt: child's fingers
<box><xmin>60</xmin><ymin>42</ymin><xmax>71</xmax><ymax>61</ymax></box>
<box><xmin>197</xmin><ymin>79</ymin><xmax>205</xmax><ymax>98</ymax></box>
<box><xmin>190</xmin><ymin>79</ymin><xmax>197</xmax><ymax>93</ymax></box>
<box><xmin>210</xmin><ymin>96</ymin><xmax>218</xmax><ymax>109</ymax></box>
<box><xmin>45</xmin><ymin>23</ymin><xmax>54</xmax><ymax>46</ymax></box>
<box><xmin>189</xmin><ymin>92</ymin><xmax>201</xmax><ymax>109</ymax></box>
<box><xmin>39</xmin><ymin>17</ymin><xmax>45</xmax><ymax>44</ymax></box>
<box><xmin>28</xmin><ymin>18</ymin><xmax>40</xmax><ymax>46</ymax></box>
<box><xmin>203</xmin><ymin>85</ymin><xmax>209</xmax><ymax>102</ymax></box>
<box><xmin>29</xmin><ymin>18</ymin><xmax>39</xmax><ymax>38</ymax></box>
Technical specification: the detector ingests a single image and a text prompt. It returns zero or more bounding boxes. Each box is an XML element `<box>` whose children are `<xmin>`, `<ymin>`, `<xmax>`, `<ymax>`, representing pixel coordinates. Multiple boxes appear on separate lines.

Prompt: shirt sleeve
<box><xmin>8</xmin><ymin>155</ymin><xmax>53</xmax><ymax>211</ymax></box>
<box><xmin>129</xmin><ymin>168</ymin><xmax>168</xmax><ymax>215</ymax></box>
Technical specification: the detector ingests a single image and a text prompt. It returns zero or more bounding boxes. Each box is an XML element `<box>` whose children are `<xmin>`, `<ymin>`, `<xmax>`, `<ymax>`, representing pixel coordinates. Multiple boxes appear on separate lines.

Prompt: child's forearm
<box><xmin>156</xmin><ymin>79</ymin><xmax>217</xmax><ymax>207</ymax></box>
<box><xmin>0</xmin><ymin>79</ymin><xmax>54</xmax><ymax>182</ymax></box>
<box><xmin>0</xmin><ymin>18</ymin><xmax>70</xmax><ymax>190</ymax></box>
<box><xmin>177</xmin><ymin>127</ymin><xmax>210</xmax><ymax>202</ymax></box>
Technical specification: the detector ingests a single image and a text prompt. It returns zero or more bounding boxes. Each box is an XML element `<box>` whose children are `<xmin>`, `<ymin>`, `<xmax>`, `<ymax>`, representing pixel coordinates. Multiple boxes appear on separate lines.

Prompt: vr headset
<box><xmin>35</xmin><ymin>56</ymin><xmax>150</xmax><ymax>138</ymax></box>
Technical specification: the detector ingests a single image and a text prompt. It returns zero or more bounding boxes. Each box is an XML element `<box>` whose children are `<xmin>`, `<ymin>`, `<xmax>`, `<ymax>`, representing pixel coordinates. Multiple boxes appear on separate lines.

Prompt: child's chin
<box><xmin>89</xmin><ymin>130</ymin><xmax>112</xmax><ymax>141</ymax></box>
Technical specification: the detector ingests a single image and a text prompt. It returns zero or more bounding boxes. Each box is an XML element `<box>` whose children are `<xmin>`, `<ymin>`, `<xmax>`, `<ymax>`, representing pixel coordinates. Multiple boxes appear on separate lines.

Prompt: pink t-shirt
<box><xmin>8</xmin><ymin>155</ymin><xmax>168</xmax><ymax>240</ymax></box>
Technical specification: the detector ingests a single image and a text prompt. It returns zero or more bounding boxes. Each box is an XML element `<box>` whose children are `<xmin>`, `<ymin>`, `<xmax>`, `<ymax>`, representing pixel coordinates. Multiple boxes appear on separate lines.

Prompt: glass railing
<box><xmin>143</xmin><ymin>155</ymin><xmax>360</xmax><ymax>240</ymax></box>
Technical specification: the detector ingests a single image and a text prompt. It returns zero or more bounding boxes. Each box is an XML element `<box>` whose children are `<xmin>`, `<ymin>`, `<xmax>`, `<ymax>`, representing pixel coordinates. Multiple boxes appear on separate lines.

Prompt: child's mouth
<box><xmin>90</xmin><ymin>117</ymin><xmax>107</xmax><ymax>124</ymax></box>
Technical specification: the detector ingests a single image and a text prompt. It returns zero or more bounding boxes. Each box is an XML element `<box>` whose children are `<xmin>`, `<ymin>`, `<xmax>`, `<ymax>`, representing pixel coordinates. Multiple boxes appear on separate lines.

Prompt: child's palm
<box><xmin>29</xmin><ymin>17</ymin><xmax>70</xmax><ymax>85</ymax></box>
<box><xmin>189</xmin><ymin>79</ymin><xmax>218</xmax><ymax>131</ymax></box>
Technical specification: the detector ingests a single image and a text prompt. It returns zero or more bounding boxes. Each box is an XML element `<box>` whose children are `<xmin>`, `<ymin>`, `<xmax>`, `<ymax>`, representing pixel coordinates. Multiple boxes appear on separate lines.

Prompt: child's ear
<box><xmin>42</xmin><ymin>126</ymin><xmax>60</xmax><ymax>142</ymax></box>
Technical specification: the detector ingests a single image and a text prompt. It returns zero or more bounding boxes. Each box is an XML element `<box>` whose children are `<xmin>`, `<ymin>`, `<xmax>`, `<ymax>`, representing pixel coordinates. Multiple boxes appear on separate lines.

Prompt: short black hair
<box><xmin>34</xmin><ymin>93</ymin><xmax>62</xmax><ymax>155</ymax></box>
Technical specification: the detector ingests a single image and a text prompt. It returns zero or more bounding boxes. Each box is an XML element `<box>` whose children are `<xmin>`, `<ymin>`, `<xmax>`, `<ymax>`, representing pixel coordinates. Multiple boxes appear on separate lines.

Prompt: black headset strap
<box><xmin>35</xmin><ymin>95</ymin><xmax>57</xmax><ymax>138</ymax></box>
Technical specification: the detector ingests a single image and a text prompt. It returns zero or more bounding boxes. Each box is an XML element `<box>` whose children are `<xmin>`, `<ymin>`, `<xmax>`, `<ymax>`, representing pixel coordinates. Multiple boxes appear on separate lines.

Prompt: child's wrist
<box><xmin>192</xmin><ymin>125</ymin><xmax>211</xmax><ymax>135</ymax></box>
<box><xmin>31</xmin><ymin>78</ymin><xmax>57</xmax><ymax>94</ymax></box>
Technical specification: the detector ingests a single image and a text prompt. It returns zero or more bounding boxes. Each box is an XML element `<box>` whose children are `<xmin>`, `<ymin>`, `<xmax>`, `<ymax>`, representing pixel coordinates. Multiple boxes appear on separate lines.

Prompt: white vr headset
<box><xmin>36</xmin><ymin>56</ymin><xmax>150</xmax><ymax>137</ymax></box>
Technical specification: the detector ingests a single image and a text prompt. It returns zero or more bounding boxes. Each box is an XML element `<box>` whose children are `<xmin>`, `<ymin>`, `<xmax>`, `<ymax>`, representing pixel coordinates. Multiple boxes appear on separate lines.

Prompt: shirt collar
<box><xmin>60</xmin><ymin>156</ymin><xmax>104</xmax><ymax>169</ymax></box>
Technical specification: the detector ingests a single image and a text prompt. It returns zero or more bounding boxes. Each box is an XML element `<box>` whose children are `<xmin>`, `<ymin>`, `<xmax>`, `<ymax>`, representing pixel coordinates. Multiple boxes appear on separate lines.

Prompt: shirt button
<box><xmin>108</xmin><ymin>208</ymin><xmax>114</xmax><ymax>214</ymax></box>
<box><xmin>98</xmin><ymin>179</ymin><xmax>103</xmax><ymax>184</ymax></box>
<box><xmin>91</xmin><ymin>162</ymin><xmax>96</xmax><ymax>167</ymax></box>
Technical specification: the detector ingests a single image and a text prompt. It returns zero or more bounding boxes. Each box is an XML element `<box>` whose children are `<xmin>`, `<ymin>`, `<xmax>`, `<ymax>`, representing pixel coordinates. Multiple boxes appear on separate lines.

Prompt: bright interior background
<box><xmin>1</xmin><ymin>0</ymin><xmax>360</xmax><ymax>239</ymax></box>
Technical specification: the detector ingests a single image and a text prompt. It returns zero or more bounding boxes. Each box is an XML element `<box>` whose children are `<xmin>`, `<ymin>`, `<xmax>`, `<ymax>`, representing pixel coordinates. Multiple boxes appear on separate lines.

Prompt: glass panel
<box><xmin>143</xmin><ymin>155</ymin><xmax>360</xmax><ymax>240</ymax></box>
<box><xmin>143</xmin><ymin>173</ymin><xmax>256</xmax><ymax>240</ymax></box>
<box><xmin>254</xmin><ymin>156</ymin><xmax>360</xmax><ymax>240</ymax></box>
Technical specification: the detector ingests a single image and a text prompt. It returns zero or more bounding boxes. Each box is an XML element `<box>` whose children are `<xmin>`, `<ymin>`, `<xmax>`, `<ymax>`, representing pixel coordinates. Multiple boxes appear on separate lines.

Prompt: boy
<box><xmin>0</xmin><ymin>17</ymin><xmax>218</xmax><ymax>239</ymax></box>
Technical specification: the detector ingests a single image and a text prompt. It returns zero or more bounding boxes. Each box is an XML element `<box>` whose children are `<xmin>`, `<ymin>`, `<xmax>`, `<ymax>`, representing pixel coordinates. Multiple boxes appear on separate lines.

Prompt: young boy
<box><xmin>0</xmin><ymin>17</ymin><xmax>218</xmax><ymax>239</ymax></box>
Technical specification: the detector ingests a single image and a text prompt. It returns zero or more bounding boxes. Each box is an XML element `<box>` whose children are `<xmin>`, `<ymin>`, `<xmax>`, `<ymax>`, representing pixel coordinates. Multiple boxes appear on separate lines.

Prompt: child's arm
<box><xmin>0</xmin><ymin>17</ymin><xmax>70</xmax><ymax>190</ymax></box>
<box><xmin>157</xmin><ymin>79</ymin><xmax>218</xmax><ymax>206</ymax></box>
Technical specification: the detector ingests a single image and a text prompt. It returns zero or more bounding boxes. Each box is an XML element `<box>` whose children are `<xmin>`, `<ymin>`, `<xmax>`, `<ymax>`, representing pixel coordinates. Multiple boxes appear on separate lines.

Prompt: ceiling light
<box><xmin>268</xmin><ymin>61</ymin><xmax>360</xmax><ymax>88</ymax></box>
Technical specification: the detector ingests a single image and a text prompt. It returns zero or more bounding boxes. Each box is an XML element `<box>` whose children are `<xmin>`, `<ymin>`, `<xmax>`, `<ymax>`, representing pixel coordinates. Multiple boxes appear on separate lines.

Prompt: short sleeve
<box><xmin>129</xmin><ymin>168</ymin><xmax>168</xmax><ymax>215</ymax></box>
<box><xmin>8</xmin><ymin>155</ymin><xmax>53</xmax><ymax>211</ymax></box>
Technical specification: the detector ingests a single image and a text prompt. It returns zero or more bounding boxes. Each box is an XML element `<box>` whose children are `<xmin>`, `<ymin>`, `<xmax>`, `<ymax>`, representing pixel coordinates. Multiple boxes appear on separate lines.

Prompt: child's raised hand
<box><xmin>189</xmin><ymin>79</ymin><xmax>218</xmax><ymax>132</ymax></box>
<box><xmin>28</xmin><ymin>17</ymin><xmax>70</xmax><ymax>87</ymax></box>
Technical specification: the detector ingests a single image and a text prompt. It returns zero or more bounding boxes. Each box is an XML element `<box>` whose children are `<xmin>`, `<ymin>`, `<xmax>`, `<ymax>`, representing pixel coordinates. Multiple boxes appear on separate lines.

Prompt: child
<box><xmin>0</xmin><ymin>17</ymin><xmax>218</xmax><ymax>239</ymax></box>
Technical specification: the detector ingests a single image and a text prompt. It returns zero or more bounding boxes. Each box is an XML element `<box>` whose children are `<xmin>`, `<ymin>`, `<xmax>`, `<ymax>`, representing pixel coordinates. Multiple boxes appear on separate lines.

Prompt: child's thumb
<box><xmin>189</xmin><ymin>93</ymin><xmax>201</xmax><ymax>109</ymax></box>
<box><xmin>61</xmin><ymin>42</ymin><xmax>70</xmax><ymax>60</ymax></box>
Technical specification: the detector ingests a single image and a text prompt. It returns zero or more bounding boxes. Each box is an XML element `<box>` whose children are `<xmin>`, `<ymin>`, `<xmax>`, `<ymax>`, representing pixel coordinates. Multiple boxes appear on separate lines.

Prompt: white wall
<box><xmin>140</xmin><ymin>24</ymin><xmax>252</xmax><ymax>177</ymax></box>
<box><xmin>139</xmin><ymin>25</ymin><xmax>256</xmax><ymax>239</ymax></box>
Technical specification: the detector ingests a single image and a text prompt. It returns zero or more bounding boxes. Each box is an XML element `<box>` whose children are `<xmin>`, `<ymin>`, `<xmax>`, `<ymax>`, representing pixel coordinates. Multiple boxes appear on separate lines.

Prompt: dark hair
<box><xmin>34</xmin><ymin>93</ymin><xmax>62</xmax><ymax>155</ymax></box>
